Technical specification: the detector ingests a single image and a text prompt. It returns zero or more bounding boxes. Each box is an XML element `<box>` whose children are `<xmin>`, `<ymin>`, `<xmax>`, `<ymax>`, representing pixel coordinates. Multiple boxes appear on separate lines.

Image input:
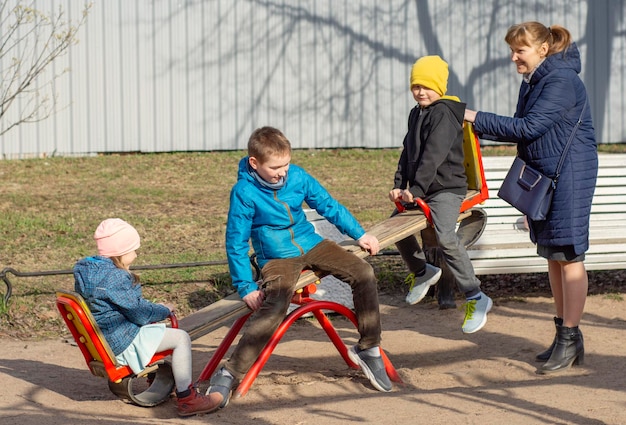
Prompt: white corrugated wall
<box><xmin>0</xmin><ymin>0</ymin><xmax>624</xmax><ymax>159</ymax></box>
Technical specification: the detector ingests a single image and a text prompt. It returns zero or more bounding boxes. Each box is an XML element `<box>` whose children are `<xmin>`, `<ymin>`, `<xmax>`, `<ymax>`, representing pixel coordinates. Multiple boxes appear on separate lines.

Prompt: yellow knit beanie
<box><xmin>409</xmin><ymin>55</ymin><xmax>448</xmax><ymax>96</ymax></box>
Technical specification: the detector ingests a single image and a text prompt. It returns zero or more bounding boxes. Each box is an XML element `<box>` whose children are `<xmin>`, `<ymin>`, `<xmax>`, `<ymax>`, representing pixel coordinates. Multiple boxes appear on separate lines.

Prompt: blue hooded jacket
<box><xmin>226</xmin><ymin>157</ymin><xmax>366</xmax><ymax>298</ymax></box>
<box><xmin>473</xmin><ymin>43</ymin><xmax>598</xmax><ymax>255</ymax></box>
<box><xmin>73</xmin><ymin>256</ymin><xmax>170</xmax><ymax>355</ymax></box>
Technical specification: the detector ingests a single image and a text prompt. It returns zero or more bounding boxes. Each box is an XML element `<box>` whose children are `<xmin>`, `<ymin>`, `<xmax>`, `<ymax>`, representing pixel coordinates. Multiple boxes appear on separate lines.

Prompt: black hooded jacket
<box><xmin>394</xmin><ymin>98</ymin><xmax>468</xmax><ymax>200</ymax></box>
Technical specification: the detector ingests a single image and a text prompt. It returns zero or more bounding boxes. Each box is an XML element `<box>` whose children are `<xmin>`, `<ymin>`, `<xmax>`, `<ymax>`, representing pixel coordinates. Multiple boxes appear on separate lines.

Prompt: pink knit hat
<box><xmin>94</xmin><ymin>218</ymin><xmax>141</xmax><ymax>257</ymax></box>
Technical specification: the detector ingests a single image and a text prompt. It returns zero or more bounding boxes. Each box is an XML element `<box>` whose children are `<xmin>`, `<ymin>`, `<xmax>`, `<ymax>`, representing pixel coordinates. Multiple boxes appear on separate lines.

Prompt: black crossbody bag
<box><xmin>497</xmin><ymin>99</ymin><xmax>587</xmax><ymax>221</ymax></box>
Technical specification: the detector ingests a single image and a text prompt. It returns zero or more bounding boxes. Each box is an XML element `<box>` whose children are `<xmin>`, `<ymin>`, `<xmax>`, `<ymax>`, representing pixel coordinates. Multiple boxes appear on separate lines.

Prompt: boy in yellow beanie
<box><xmin>388</xmin><ymin>55</ymin><xmax>492</xmax><ymax>334</ymax></box>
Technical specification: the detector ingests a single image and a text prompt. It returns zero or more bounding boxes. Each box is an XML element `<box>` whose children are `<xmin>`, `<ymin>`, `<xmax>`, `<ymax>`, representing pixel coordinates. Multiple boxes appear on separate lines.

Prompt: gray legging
<box><xmin>156</xmin><ymin>327</ymin><xmax>193</xmax><ymax>393</ymax></box>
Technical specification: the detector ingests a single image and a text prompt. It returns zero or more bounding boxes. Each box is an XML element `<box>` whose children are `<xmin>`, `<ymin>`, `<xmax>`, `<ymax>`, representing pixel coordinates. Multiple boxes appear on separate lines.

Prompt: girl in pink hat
<box><xmin>73</xmin><ymin>218</ymin><xmax>220</xmax><ymax>416</ymax></box>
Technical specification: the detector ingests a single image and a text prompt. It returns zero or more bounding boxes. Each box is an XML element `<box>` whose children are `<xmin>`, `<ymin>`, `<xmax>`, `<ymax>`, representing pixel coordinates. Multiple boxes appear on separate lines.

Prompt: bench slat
<box><xmin>481</xmin><ymin>201</ymin><xmax>626</xmax><ymax>215</ymax></box>
<box><xmin>482</xmin><ymin>154</ymin><xmax>626</xmax><ymax>168</ymax></box>
<box><xmin>481</xmin><ymin>213</ymin><xmax>626</xmax><ymax>227</ymax></box>
<box><xmin>473</xmin><ymin>258</ymin><xmax>626</xmax><ymax>274</ymax></box>
<box><xmin>470</xmin><ymin>242</ymin><xmax>626</xmax><ymax>257</ymax></box>
<box><xmin>471</xmin><ymin>246</ymin><xmax>626</xmax><ymax>274</ymax></box>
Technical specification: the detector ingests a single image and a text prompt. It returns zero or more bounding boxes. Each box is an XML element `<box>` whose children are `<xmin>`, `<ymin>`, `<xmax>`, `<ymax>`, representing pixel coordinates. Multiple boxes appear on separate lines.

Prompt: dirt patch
<box><xmin>2</xmin><ymin>292</ymin><xmax>626</xmax><ymax>425</ymax></box>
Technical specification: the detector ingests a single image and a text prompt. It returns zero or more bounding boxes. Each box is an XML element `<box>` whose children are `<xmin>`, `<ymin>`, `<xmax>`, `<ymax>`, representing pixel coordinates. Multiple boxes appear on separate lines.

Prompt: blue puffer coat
<box><xmin>473</xmin><ymin>43</ymin><xmax>598</xmax><ymax>255</ymax></box>
<box><xmin>226</xmin><ymin>158</ymin><xmax>366</xmax><ymax>298</ymax></box>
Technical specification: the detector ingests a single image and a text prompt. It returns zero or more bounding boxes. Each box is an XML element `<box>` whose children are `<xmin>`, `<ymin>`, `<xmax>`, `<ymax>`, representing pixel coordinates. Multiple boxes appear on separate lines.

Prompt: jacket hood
<box><xmin>236</xmin><ymin>156</ymin><xmax>282</xmax><ymax>189</ymax></box>
<box><xmin>237</xmin><ymin>157</ymin><xmax>255</xmax><ymax>183</ymax></box>
<box><xmin>73</xmin><ymin>256</ymin><xmax>116</xmax><ymax>295</ymax></box>
<box><xmin>433</xmin><ymin>97</ymin><xmax>466</xmax><ymax>124</ymax></box>
<box><xmin>531</xmin><ymin>42</ymin><xmax>582</xmax><ymax>84</ymax></box>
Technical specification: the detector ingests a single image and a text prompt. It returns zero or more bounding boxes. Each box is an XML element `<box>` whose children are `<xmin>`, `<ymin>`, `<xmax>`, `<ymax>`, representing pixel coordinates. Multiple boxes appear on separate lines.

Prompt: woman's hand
<box><xmin>464</xmin><ymin>108</ymin><xmax>477</xmax><ymax>123</ymax></box>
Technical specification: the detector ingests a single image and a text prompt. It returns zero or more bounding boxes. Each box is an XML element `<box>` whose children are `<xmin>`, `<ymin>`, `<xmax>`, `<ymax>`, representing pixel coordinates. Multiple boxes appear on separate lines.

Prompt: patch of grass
<box><xmin>598</xmin><ymin>143</ymin><xmax>626</xmax><ymax>153</ymax></box>
<box><xmin>0</xmin><ymin>297</ymin><xmax>8</xmax><ymax>317</ymax></box>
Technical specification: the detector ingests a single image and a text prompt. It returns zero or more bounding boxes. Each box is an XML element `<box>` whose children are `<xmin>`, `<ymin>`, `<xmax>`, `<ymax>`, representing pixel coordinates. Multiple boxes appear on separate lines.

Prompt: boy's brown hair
<box><xmin>248</xmin><ymin>126</ymin><xmax>291</xmax><ymax>163</ymax></box>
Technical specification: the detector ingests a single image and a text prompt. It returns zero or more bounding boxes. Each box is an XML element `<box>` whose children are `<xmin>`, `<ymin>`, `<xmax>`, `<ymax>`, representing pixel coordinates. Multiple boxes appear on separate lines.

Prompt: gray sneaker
<box><xmin>461</xmin><ymin>292</ymin><xmax>493</xmax><ymax>334</ymax></box>
<box><xmin>405</xmin><ymin>264</ymin><xmax>442</xmax><ymax>305</ymax></box>
<box><xmin>206</xmin><ymin>367</ymin><xmax>236</xmax><ymax>408</ymax></box>
<box><xmin>347</xmin><ymin>346</ymin><xmax>392</xmax><ymax>392</ymax></box>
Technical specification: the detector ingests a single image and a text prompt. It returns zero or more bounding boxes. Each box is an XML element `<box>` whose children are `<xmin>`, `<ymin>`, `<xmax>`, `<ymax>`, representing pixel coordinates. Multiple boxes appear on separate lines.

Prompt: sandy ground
<box><xmin>1</xmin><ymin>293</ymin><xmax>625</xmax><ymax>425</ymax></box>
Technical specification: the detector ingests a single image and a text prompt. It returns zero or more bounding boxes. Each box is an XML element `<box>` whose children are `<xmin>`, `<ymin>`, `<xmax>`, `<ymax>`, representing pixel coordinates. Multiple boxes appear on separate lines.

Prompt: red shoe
<box><xmin>176</xmin><ymin>388</ymin><xmax>221</xmax><ymax>417</ymax></box>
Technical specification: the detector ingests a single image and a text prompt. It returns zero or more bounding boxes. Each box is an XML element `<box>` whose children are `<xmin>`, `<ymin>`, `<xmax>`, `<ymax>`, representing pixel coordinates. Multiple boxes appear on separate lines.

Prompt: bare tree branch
<box><xmin>0</xmin><ymin>1</ymin><xmax>91</xmax><ymax>137</ymax></box>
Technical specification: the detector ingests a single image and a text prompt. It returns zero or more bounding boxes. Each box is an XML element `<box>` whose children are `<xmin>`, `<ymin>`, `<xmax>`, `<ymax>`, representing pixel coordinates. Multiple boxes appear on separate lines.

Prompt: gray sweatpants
<box><xmin>394</xmin><ymin>191</ymin><xmax>482</xmax><ymax>298</ymax></box>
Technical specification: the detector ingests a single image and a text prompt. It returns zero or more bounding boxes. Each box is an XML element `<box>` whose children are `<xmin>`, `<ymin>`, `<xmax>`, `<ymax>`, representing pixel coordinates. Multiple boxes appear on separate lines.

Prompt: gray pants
<box><xmin>394</xmin><ymin>191</ymin><xmax>481</xmax><ymax>298</ymax></box>
<box><xmin>225</xmin><ymin>239</ymin><xmax>382</xmax><ymax>379</ymax></box>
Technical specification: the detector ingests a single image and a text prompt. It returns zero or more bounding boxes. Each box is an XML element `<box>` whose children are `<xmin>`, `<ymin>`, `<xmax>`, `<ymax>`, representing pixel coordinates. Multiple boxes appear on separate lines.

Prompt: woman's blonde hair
<box><xmin>505</xmin><ymin>22</ymin><xmax>571</xmax><ymax>56</ymax></box>
<box><xmin>248</xmin><ymin>126</ymin><xmax>291</xmax><ymax>164</ymax></box>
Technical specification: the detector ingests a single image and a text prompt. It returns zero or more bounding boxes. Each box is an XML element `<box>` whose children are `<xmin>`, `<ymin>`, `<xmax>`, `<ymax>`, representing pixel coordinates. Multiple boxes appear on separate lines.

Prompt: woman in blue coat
<box><xmin>464</xmin><ymin>22</ymin><xmax>598</xmax><ymax>374</ymax></box>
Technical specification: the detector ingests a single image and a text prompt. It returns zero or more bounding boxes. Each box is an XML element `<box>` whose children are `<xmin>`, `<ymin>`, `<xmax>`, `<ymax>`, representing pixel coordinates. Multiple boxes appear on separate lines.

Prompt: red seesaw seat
<box><xmin>56</xmin><ymin>290</ymin><xmax>178</xmax><ymax>407</ymax></box>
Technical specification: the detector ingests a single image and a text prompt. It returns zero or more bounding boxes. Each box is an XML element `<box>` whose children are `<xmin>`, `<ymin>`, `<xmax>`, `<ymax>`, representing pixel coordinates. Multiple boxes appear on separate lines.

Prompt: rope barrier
<box><xmin>0</xmin><ymin>260</ymin><xmax>229</xmax><ymax>306</ymax></box>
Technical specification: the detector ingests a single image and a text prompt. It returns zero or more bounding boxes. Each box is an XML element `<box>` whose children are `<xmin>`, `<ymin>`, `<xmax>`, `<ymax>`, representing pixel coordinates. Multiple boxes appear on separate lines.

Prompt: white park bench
<box><xmin>469</xmin><ymin>154</ymin><xmax>626</xmax><ymax>274</ymax></box>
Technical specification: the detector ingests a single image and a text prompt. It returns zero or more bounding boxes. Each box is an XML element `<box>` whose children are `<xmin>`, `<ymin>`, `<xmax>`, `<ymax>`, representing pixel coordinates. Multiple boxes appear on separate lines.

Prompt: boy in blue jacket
<box><xmin>207</xmin><ymin>126</ymin><xmax>392</xmax><ymax>408</ymax></box>
<box><xmin>389</xmin><ymin>55</ymin><xmax>492</xmax><ymax>334</ymax></box>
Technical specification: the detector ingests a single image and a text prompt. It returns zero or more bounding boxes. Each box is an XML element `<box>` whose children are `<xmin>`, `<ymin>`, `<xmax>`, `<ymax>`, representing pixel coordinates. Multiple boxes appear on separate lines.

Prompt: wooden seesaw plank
<box><xmin>179</xmin><ymin>208</ymin><xmax>435</xmax><ymax>340</ymax></box>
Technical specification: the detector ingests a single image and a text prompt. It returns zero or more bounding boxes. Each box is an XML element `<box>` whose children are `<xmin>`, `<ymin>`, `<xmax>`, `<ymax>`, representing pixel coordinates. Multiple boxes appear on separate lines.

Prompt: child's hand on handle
<box><xmin>242</xmin><ymin>289</ymin><xmax>265</xmax><ymax>311</ymax></box>
<box><xmin>389</xmin><ymin>188</ymin><xmax>403</xmax><ymax>203</ymax></box>
<box><xmin>389</xmin><ymin>188</ymin><xmax>415</xmax><ymax>203</ymax></box>
<box><xmin>390</xmin><ymin>188</ymin><xmax>416</xmax><ymax>213</ymax></box>
<box><xmin>358</xmin><ymin>233</ymin><xmax>380</xmax><ymax>256</ymax></box>
<box><xmin>160</xmin><ymin>302</ymin><xmax>176</xmax><ymax>313</ymax></box>
<box><xmin>400</xmin><ymin>189</ymin><xmax>415</xmax><ymax>203</ymax></box>
<box><xmin>159</xmin><ymin>303</ymin><xmax>178</xmax><ymax>327</ymax></box>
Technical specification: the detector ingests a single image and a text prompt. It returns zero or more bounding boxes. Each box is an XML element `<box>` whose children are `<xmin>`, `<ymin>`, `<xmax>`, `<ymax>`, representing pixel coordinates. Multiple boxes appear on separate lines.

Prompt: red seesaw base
<box><xmin>196</xmin><ymin>283</ymin><xmax>403</xmax><ymax>398</ymax></box>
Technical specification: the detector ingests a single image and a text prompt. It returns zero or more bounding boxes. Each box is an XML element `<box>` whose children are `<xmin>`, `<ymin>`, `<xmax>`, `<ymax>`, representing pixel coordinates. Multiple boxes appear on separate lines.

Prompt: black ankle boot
<box><xmin>539</xmin><ymin>325</ymin><xmax>584</xmax><ymax>374</ymax></box>
<box><xmin>535</xmin><ymin>317</ymin><xmax>563</xmax><ymax>362</ymax></box>
<box><xmin>536</xmin><ymin>318</ymin><xmax>584</xmax><ymax>362</ymax></box>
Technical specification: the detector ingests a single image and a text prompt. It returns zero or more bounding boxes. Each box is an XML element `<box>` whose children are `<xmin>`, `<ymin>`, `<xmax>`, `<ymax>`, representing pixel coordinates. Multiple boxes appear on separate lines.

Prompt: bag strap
<box><xmin>553</xmin><ymin>97</ymin><xmax>588</xmax><ymax>184</ymax></box>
